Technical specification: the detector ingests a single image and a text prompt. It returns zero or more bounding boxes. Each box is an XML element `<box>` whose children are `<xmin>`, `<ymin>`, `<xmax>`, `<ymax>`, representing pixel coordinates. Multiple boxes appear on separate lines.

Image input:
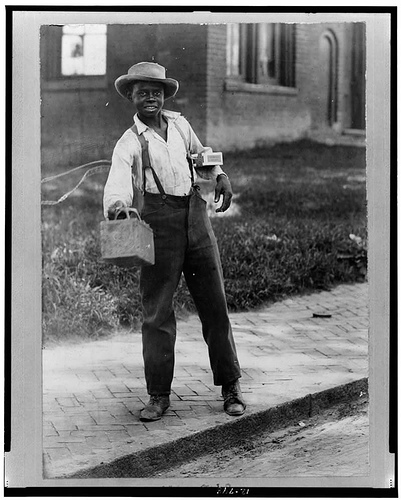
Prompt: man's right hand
<box><xmin>107</xmin><ymin>200</ymin><xmax>128</xmax><ymax>220</ymax></box>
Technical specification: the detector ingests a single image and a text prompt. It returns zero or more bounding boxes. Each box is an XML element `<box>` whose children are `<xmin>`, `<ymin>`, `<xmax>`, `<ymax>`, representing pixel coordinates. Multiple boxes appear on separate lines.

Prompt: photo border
<box><xmin>5</xmin><ymin>6</ymin><xmax>396</xmax><ymax>495</ymax></box>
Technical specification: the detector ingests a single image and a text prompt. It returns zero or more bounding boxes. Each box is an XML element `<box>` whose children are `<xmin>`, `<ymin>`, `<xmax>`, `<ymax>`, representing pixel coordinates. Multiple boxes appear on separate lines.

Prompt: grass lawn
<box><xmin>41</xmin><ymin>140</ymin><xmax>367</xmax><ymax>345</ymax></box>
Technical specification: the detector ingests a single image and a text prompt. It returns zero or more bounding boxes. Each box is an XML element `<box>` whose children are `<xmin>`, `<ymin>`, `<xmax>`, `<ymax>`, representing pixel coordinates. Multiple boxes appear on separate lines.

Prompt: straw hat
<box><xmin>114</xmin><ymin>62</ymin><xmax>179</xmax><ymax>100</ymax></box>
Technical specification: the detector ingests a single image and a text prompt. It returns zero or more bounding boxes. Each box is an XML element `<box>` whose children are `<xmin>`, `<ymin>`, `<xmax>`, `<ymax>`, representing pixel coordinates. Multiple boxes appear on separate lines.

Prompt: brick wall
<box><xmin>155</xmin><ymin>24</ymin><xmax>208</xmax><ymax>139</ymax></box>
<box><xmin>204</xmin><ymin>24</ymin><xmax>311</xmax><ymax>151</ymax></box>
<box><xmin>41</xmin><ymin>24</ymin><xmax>211</xmax><ymax>172</ymax></box>
<box><xmin>41</xmin><ymin>24</ymin><xmax>160</xmax><ymax>172</ymax></box>
<box><xmin>40</xmin><ymin>22</ymin><xmax>362</xmax><ymax>173</ymax></box>
<box><xmin>203</xmin><ymin>23</ymin><xmax>361</xmax><ymax>151</ymax></box>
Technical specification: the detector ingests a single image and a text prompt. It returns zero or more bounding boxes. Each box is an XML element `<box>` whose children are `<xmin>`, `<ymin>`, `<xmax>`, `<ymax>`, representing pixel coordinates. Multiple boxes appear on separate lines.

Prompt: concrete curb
<box><xmin>65</xmin><ymin>377</ymin><xmax>368</xmax><ymax>479</ymax></box>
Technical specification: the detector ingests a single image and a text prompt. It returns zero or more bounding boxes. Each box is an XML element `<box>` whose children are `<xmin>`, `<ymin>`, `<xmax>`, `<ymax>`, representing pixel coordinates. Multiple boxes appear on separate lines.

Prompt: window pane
<box><xmin>85</xmin><ymin>24</ymin><xmax>107</xmax><ymax>34</ymax></box>
<box><xmin>63</xmin><ymin>24</ymin><xmax>85</xmax><ymax>35</ymax></box>
<box><xmin>278</xmin><ymin>24</ymin><xmax>296</xmax><ymax>87</ymax></box>
<box><xmin>61</xmin><ymin>34</ymin><xmax>84</xmax><ymax>75</ymax></box>
<box><xmin>227</xmin><ymin>22</ymin><xmax>295</xmax><ymax>87</ymax></box>
<box><xmin>226</xmin><ymin>24</ymin><xmax>240</xmax><ymax>77</ymax></box>
<box><xmin>266</xmin><ymin>24</ymin><xmax>276</xmax><ymax>79</ymax></box>
<box><xmin>257</xmin><ymin>24</ymin><xmax>269</xmax><ymax>79</ymax></box>
<box><xmin>245</xmin><ymin>24</ymin><xmax>257</xmax><ymax>83</ymax></box>
<box><xmin>255</xmin><ymin>23</ymin><xmax>283</xmax><ymax>85</ymax></box>
<box><xmin>83</xmin><ymin>34</ymin><xmax>107</xmax><ymax>75</ymax></box>
<box><xmin>61</xmin><ymin>25</ymin><xmax>107</xmax><ymax>76</ymax></box>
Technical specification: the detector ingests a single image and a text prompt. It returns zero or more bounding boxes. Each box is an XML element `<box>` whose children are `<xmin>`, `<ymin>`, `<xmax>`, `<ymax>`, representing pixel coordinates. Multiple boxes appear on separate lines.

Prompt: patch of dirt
<box><xmin>161</xmin><ymin>395</ymin><xmax>369</xmax><ymax>478</ymax></box>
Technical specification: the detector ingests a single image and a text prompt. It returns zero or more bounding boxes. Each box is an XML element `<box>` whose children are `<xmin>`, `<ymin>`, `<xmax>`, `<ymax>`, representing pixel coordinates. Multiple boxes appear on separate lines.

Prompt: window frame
<box><xmin>40</xmin><ymin>24</ymin><xmax>108</xmax><ymax>91</ymax></box>
<box><xmin>61</xmin><ymin>24</ymin><xmax>107</xmax><ymax>77</ymax></box>
<box><xmin>225</xmin><ymin>22</ymin><xmax>297</xmax><ymax>95</ymax></box>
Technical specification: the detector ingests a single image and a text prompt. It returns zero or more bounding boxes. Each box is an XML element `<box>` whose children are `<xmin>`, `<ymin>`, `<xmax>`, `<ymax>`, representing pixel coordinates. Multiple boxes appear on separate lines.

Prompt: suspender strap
<box><xmin>131</xmin><ymin>119</ymin><xmax>195</xmax><ymax>197</ymax></box>
<box><xmin>131</xmin><ymin>124</ymin><xmax>147</xmax><ymax>193</ymax></box>
<box><xmin>131</xmin><ymin>124</ymin><xmax>167</xmax><ymax>196</ymax></box>
<box><xmin>149</xmin><ymin>167</ymin><xmax>167</xmax><ymax>197</ymax></box>
<box><xmin>174</xmin><ymin>121</ymin><xmax>195</xmax><ymax>185</ymax></box>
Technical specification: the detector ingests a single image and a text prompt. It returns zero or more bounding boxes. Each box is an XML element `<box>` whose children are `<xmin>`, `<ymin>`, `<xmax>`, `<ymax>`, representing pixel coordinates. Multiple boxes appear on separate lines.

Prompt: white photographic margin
<box><xmin>6</xmin><ymin>8</ymin><xmax>394</xmax><ymax>490</ymax></box>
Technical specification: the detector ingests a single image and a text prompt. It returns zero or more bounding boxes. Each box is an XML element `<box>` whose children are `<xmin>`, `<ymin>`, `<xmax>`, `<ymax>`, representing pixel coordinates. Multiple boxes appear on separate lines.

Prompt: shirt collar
<box><xmin>133</xmin><ymin>110</ymin><xmax>182</xmax><ymax>135</ymax></box>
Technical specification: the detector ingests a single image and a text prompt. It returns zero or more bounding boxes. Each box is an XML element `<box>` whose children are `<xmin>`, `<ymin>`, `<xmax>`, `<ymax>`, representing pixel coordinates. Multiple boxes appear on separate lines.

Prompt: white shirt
<box><xmin>103</xmin><ymin>110</ymin><xmax>224</xmax><ymax>217</ymax></box>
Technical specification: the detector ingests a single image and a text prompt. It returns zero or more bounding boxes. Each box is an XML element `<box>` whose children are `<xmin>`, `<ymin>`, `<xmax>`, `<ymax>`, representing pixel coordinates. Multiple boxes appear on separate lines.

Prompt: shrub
<box><xmin>336</xmin><ymin>233</ymin><xmax>368</xmax><ymax>281</ymax></box>
<box><xmin>210</xmin><ymin>216</ymin><xmax>366</xmax><ymax>311</ymax></box>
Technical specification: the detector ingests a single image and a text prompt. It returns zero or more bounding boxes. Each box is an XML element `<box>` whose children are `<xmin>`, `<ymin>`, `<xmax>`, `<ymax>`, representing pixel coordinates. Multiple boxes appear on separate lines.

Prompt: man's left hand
<box><xmin>214</xmin><ymin>175</ymin><xmax>233</xmax><ymax>213</ymax></box>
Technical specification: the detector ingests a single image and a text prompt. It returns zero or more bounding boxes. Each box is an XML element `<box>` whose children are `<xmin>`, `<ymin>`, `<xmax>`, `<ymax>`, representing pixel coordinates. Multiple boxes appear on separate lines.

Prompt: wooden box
<box><xmin>100</xmin><ymin>217</ymin><xmax>155</xmax><ymax>267</ymax></box>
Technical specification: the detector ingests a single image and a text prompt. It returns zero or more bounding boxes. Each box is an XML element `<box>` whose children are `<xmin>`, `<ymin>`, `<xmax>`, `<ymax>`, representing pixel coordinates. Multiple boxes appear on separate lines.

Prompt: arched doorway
<box><xmin>319</xmin><ymin>30</ymin><xmax>339</xmax><ymax>127</ymax></box>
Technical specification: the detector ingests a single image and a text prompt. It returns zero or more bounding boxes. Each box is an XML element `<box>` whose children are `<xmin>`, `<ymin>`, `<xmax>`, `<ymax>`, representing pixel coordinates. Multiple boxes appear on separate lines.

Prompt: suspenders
<box><xmin>130</xmin><ymin>120</ymin><xmax>195</xmax><ymax>204</ymax></box>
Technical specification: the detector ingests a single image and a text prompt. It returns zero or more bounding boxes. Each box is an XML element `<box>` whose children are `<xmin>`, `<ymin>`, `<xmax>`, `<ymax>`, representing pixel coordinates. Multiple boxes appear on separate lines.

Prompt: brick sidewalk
<box><xmin>43</xmin><ymin>282</ymin><xmax>368</xmax><ymax>478</ymax></box>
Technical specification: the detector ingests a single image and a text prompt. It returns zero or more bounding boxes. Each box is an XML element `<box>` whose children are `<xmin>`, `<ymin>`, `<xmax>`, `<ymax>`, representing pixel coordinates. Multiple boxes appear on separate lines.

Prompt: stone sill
<box><xmin>42</xmin><ymin>76</ymin><xmax>108</xmax><ymax>92</ymax></box>
<box><xmin>225</xmin><ymin>78</ymin><xmax>298</xmax><ymax>96</ymax></box>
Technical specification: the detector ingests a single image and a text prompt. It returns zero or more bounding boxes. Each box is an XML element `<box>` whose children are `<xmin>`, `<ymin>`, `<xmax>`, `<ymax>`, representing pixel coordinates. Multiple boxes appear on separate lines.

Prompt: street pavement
<box><xmin>43</xmin><ymin>282</ymin><xmax>368</xmax><ymax>479</ymax></box>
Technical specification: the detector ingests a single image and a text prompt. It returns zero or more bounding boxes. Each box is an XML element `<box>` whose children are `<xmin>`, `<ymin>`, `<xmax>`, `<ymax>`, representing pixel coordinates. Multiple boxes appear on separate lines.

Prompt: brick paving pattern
<box><xmin>43</xmin><ymin>282</ymin><xmax>368</xmax><ymax>478</ymax></box>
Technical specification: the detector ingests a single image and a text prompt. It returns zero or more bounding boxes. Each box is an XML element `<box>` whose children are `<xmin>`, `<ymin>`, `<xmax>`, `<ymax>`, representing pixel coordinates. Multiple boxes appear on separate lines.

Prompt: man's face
<box><xmin>131</xmin><ymin>81</ymin><xmax>165</xmax><ymax>118</ymax></box>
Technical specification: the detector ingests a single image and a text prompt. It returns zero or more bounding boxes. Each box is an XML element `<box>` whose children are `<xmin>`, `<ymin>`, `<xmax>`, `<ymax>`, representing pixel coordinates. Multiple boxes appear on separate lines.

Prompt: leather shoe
<box><xmin>222</xmin><ymin>379</ymin><xmax>246</xmax><ymax>416</ymax></box>
<box><xmin>140</xmin><ymin>395</ymin><xmax>170</xmax><ymax>421</ymax></box>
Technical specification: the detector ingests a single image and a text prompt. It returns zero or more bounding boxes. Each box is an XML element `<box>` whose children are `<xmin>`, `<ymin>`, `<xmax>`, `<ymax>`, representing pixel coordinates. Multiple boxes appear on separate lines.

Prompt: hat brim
<box><xmin>115</xmin><ymin>74</ymin><xmax>179</xmax><ymax>101</ymax></box>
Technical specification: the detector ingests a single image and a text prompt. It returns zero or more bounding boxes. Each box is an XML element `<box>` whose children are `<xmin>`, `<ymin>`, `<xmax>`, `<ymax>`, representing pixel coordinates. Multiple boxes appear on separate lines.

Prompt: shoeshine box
<box><xmin>100</xmin><ymin>217</ymin><xmax>155</xmax><ymax>267</ymax></box>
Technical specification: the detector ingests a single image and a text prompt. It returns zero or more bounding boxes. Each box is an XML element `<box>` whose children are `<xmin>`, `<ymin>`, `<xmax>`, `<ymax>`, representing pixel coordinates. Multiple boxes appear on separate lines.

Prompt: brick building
<box><xmin>40</xmin><ymin>22</ymin><xmax>365</xmax><ymax>171</ymax></box>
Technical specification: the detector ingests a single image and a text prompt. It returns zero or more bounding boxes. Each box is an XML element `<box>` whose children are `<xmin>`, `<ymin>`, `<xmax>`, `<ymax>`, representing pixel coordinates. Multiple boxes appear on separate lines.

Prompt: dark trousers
<box><xmin>140</xmin><ymin>189</ymin><xmax>241</xmax><ymax>395</ymax></box>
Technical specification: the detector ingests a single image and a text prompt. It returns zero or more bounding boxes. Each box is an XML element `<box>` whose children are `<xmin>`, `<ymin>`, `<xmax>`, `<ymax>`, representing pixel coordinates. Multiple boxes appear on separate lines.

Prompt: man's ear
<box><xmin>127</xmin><ymin>83</ymin><xmax>135</xmax><ymax>102</ymax></box>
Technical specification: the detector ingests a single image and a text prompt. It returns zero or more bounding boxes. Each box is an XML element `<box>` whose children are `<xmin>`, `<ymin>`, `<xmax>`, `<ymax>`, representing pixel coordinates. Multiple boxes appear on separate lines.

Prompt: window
<box><xmin>41</xmin><ymin>24</ymin><xmax>108</xmax><ymax>90</ymax></box>
<box><xmin>61</xmin><ymin>24</ymin><xmax>107</xmax><ymax>76</ymax></box>
<box><xmin>227</xmin><ymin>23</ymin><xmax>296</xmax><ymax>88</ymax></box>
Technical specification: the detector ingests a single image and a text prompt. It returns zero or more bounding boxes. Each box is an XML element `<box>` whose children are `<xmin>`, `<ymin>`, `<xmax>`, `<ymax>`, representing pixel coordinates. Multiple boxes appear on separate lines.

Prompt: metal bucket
<box><xmin>100</xmin><ymin>208</ymin><xmax>154</xmax><ymax>267</ymax></box>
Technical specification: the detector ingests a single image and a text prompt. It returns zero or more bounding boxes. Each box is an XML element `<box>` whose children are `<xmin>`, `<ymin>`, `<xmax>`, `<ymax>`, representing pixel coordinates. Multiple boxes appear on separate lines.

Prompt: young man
<box><xmin>103</xmin><ymin>62</ymin><xmax>246</xmax><ymax>422</ymax></box>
